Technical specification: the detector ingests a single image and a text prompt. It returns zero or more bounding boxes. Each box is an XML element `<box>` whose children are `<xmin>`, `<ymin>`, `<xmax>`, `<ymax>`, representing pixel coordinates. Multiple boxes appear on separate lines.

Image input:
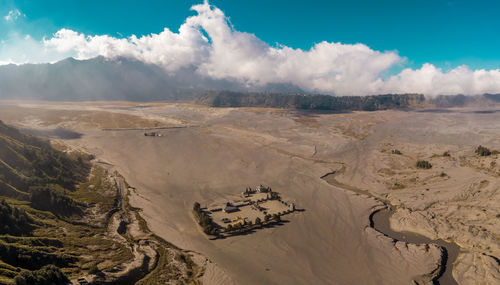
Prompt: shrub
<box><xmin>416</xmin><ymin>160</ymin><xmax>432</xmax><ymax>169</ymax></box>
<box><xmin>14</xmin><ymin>265</ymin><xmax>68</xmax><ymax>285</ymax></box>
<box><xmin>272</xmin><ymin>214</ymin><xmax>280</xmax><ymax>222</ymax></box>
<box><xmin>0</xmin><ymin>199</ymin><xmax>32</xmax><ymax>235</ymax></box>
<box><xmin>193</xmin><ymin>202</ymin><xmax>201</xmax><ymax>213</ymax></box>
<box><xmin>391</xmin><ymin>182</ymin><xmax>405</xmax><ymax>190</ymax></box>
<box><xmin>391</xmin><ymin>149</ymin><xmax>402</xmax><ymax>155</ymax></box>
<box><xmin>443</xmin><ymin>151</ymin><xmax>450</xmax><ymax>157</ymax></box>
<box><xmin>475</xmin><ymin>145</ymin><xmax>491</xmax><ymax>156</ymax></box>
<box><xmin>88</xmin><ymin>264</ymin><xmax>99</xmax><ymax>274</ymax></box>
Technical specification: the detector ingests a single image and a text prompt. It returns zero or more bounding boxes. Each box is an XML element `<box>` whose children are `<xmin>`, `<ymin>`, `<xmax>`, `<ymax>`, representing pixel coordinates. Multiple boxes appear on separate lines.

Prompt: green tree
<box><xmin>255</xmin><ymin>217</ymin><xmax>262</xmax><ymax>225</ymax></box>
<box><xmin>193</xmin><ymin>202</ymin><xmax>201</xmax><ymax>212</ymax></box>
<box><xmin>272</xmin><ymin>214</ymin><xmax>280</xmax><ymax>222</ymax></box>
<box><xmin>264</xmin><ymin>214</ymin><xmax>271</xmax><ymax>222</ymax></box>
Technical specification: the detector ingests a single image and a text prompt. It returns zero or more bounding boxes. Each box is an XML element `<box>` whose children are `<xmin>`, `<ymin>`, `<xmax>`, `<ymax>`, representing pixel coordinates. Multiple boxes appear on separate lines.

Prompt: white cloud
<box><xmin>3</xmin><ymin>2</ymin><xmax>500</xmax><ymax>96</ymax></box>
<box><xmin>4</xmin><ymin>9</ymin><xmax>24</xmax><ymax>22</ymax></box>
<box><xmin>0</xmin><ymin>32</ymin><xmax>73</xmax><ymax>65</ymax></box>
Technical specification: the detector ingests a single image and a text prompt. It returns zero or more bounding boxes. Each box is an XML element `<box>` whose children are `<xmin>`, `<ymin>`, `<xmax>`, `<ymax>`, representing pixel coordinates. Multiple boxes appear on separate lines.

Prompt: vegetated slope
<box><xmin>0</xmin><ymin>120</ymin><xmax>93</xmax><ymax>284</ymax></box>
<box><xmin>0</xmin><ymin>121</ymin><xmax>202</xmax><ymax>285</ymax></box>
<box><xmin>196</xmin><ymin>91</ymin><xmax>426</xmax><ymax>111</ymax></box>
<box><xmin>0</xmin><ymin>120</ymin><xmax>90</xmax><ymax>214</ymax></box>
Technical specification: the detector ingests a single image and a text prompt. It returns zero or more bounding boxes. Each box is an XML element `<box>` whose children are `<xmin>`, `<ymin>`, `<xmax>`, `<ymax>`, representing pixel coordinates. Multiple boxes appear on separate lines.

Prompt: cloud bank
<box><xmin>4</xmin><ymin>2</ymin><xmax>500</xmax><ymax>96</ymax></box>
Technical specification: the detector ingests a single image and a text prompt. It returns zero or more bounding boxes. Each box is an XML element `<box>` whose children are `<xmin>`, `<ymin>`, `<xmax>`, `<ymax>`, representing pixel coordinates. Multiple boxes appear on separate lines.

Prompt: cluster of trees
<box><xmin>475</xmin><ymin>145</ymin><xmax>492</xmax><ymax>156</ymax></box>
<box><xmin>14</xmin><ymin>265</ymin><xmax>68</xmax><ymax>285</ymax></box>
<box><xmin>197</xmin><ymin>92</ymin><xmax>425</xmax><ymax>111</ymax></box>
<box><xmin>269</xmin><ymin>192</ymin><xmax>280</xmax><ymax>200</ymax></box>
<box><xmin>0</xmin><ymin>241</ymin><xmax>75</xmax><ymax>270</ymax></box>
<box><xmin>0</xmin><ymin>199</ymin><xmax>32</xmax><ymax>235</ymax></box>
<box><xmin>416</xmin><ymin>160</ymin><xmax>432</xmax><ymax>169</ymax></box>
<box><xmin>29</xmin><ymin>187</ymin><xmax>81</xmax><ymax>217</ymax></box>
<box><xmin>193</xmin><ymin>202</ymin><xmax>218</xmax><ymax>236</ymax></box>
<box><xmin>225</xmin><ymin>214</ymin><xmax>282</xmax><ymax>234</ymax></box>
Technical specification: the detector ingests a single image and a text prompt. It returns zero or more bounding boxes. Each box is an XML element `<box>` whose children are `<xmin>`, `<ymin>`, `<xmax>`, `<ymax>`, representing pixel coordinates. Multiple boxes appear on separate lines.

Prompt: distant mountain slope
<box><xmin>196</xmin><ymin>91</ymin><xmax>427</xmax><ymax>111</ymax></box>
<box><xmin>1</xmin><ymin>56</ymin><xmax>499</xmax><ymax>110</ymax></box>
<box><xmin>0</xmin><ymin>56</ymin><xmax>304</xmax><ymax>101</ymax></box>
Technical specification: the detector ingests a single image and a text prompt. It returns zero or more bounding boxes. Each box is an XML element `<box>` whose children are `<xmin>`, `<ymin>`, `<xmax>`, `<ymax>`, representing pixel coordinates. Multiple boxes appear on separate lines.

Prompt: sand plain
<box><xmin>0</xmin><ymin>102</ymin><xmax>498</xmax><ymax>285</ymax></box>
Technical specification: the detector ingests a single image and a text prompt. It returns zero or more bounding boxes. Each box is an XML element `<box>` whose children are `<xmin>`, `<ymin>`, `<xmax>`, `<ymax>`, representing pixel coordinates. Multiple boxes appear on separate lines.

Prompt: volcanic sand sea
<box><xmin>1</xmin><ymin>102</ymin><xmax>498</xmax><ymax>284</ymax></box>
<box><xmin>61</xmin><ymin>106</ymin><xmax>444</xmax><ymax>285</ymax></box>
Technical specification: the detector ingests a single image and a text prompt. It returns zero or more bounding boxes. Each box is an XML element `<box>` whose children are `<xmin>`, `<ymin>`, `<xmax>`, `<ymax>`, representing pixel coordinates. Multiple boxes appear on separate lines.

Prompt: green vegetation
<box><xmin>269</xmin><ymin>192</ymin><xmax>280</xmax><ymax>200</ymax></box>
<box><xmin>0</xmin><ymin>120</ymin><xmax>131</xmax><ymax>283</ymax></box>
<box><xmin>29</xmin><ymin>187</ymin><xmax>81</xmax><ymax>216</ymax></box>
<box><xmin>197</xmin><ymin>91</ymin><xmax>425</xmax><ymax>111</ymax></box>
<box><xmin>0</xmin><ymin>120</ymin><xmax>202</xmax><ymax>284</ymax></box>
<box><xmin>416</xmin><ymin>160</ymin><xmax>432</xmax><ymax>169</ymax></box>
<box><xmin>13</xmin><ymin>265</ymin><xmax>68</xmax><ymax>285</ymax></box>
<box><xmin>391</xmin><ymin>149</ymin><xmax>402</xmax><ymax>155</ymax></box>
<box><xmin>88</xmin><ymin>264</ymin><xmax>99</xmax><ymax>275</ymax></box>
<box><xmin>255</xmin><ymin>217</ymin><xmax>262</xmax><ymax>225</ymax></box>
<box><xmin>0</xmin><ymin>199</ymin><xmax>31</xmax><ymax>235</ymax></box>
<box><xmin>475</xmin><ymin>145</ymin><xmax>492</xmax><ymax>156</ymax></box>
<box><xmin>443</xmin><ymin>151</ymin><xmax>451</xmax><ymax>157</ymax></box>
<box><xmin>272</xmin><ymin>214</ymin><xmax>281</xmax><ymax>222</ymax></box>
<box><xmin>193</xmin><ymin>202</ymin><xmax>218</xmax><ymax>236</ymax></box>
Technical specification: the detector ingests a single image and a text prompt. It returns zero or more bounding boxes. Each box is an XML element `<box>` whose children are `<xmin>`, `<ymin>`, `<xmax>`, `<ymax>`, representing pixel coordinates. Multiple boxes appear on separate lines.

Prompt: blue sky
<box><xmin>1</xmin><ymin>0</ymin><xmax>499</xmax><ymax>70</ymax></box>
<box><xmin>1</xmin><ymin>0</ymin><xmax>500</xmax><ymax>95</ymax></box>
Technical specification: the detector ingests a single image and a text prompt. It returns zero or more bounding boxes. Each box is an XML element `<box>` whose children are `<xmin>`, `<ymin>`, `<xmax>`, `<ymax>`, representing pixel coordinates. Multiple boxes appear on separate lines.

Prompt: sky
<box><xmin>1</xmin><ymin>0</ymin><xmax>500</xmax><ymax>95</ymax></box>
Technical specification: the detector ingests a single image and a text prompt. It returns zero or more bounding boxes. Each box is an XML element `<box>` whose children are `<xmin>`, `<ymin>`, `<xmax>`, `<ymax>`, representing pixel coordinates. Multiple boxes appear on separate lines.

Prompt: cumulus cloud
<box><xmin>4</xmin><ymin>9</ymin><xmax>24</xmax><ymax>22</ymax></box>
<box><xmin>4</xmin><ymin>2</ymin><xmax>500</xmax><ymax>95</ymax></box>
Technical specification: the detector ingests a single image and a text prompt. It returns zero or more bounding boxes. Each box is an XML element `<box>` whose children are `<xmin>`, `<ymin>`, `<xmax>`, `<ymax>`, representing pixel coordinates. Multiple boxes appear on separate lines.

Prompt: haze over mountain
<box><xmin>0</xmin><ymin>56</ymin><xmax>305</xmax><ymax>101</ymax></box>
<box><xmin>2</xmin><ymin>55</ymin><xmax>500</xmax><ymax>111</ymax></box>
<box><xmin>3</xmin><ymin>1</ymin><xmax>500</xmax><ymax>96</ymax></box>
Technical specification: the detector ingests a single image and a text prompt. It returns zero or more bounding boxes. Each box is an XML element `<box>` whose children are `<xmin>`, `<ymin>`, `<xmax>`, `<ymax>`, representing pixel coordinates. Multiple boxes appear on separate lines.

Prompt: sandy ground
<box><xmin>0</xmin><ymin>102</ymin><xmax>498</xmax><ymax>284</ymax></box>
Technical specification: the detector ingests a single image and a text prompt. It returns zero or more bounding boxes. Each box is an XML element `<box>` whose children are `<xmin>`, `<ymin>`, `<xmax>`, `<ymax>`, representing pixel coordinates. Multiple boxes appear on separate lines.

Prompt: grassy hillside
<box><xmin>0</xmin><ymin>120</ymin><xmax>90</xmax><ymax>213</ymax></box>
<box><xmin>0</xmin><ymin>121</ymin><xmax>202</xmax><ymax>284</ymax></box>
<box><xmin>0</xmin><ymin>120</ymin><xmax>94</xmax><ymax>284</ymax></box>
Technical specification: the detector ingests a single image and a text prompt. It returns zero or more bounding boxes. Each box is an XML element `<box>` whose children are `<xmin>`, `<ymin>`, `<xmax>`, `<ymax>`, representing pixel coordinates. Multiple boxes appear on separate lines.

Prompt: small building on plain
<box><xmin>223</xmin><ymin>202</ymin><xmax>238</xmax><ymax>213</ymax></box>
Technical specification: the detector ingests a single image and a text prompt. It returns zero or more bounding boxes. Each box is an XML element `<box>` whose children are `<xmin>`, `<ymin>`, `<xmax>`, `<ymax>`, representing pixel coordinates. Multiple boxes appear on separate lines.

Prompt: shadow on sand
<box><xmin>210</xmin><ymin>219</ymin><xmax>295</xmax><ymax>240</ymax></box>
